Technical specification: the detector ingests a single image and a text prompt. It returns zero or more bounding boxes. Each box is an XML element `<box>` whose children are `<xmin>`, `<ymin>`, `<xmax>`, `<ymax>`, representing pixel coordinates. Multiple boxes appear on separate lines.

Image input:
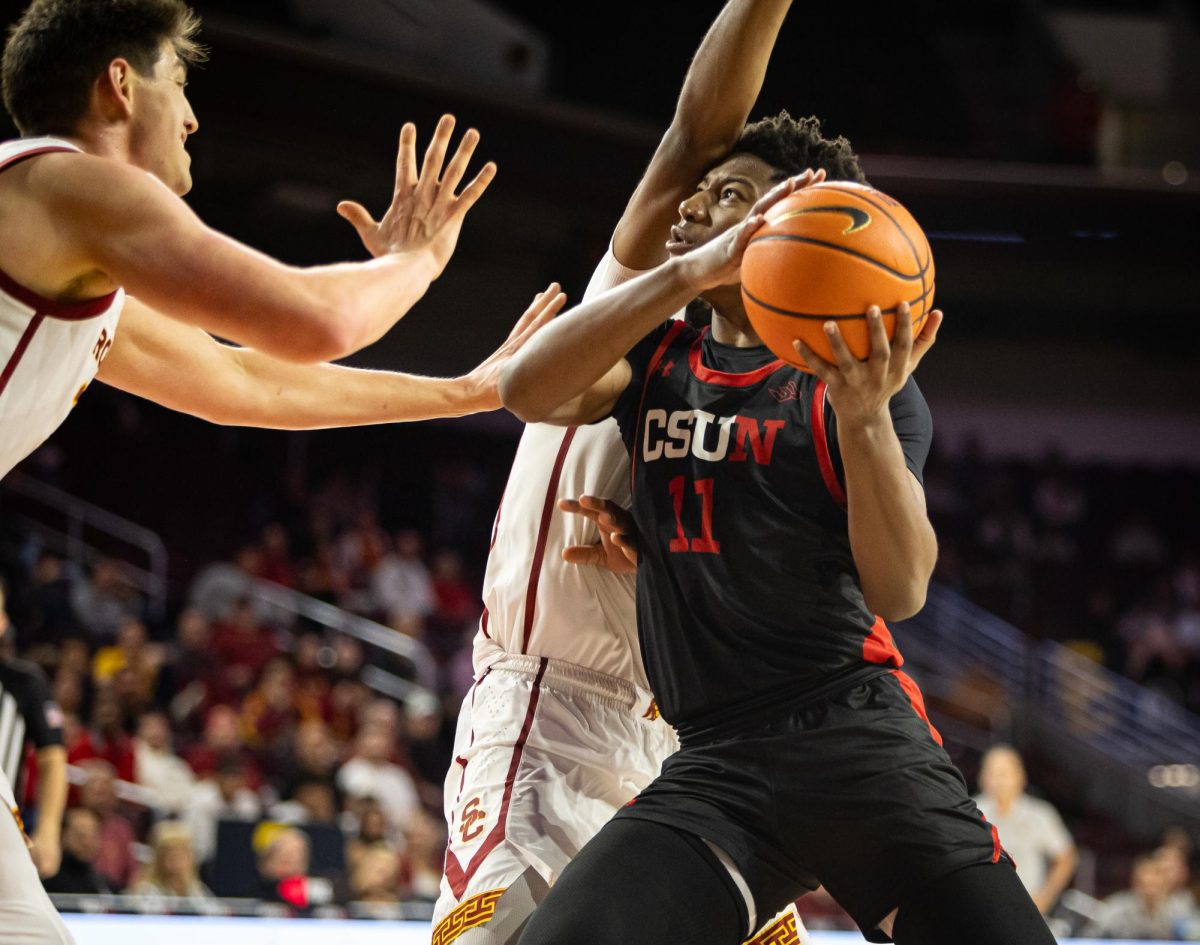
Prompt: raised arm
<box><xmin>46</xmin><ymin>116</ymin><xmax>491</xmax><ymax>364</ymax></box>
<box><xmin>98</xmin><ymin>287</ymin><xmax>564</xmax><ymax>429</ymax></box>
<box><xmin>614</xmin><ymin>0</ymin><xmax>793</xmax><ymax>269</ymax></box>
<box><xmin>502</xmin><ymin>176</ymin><xmax>812</xmax><ymax>424</ymax></box>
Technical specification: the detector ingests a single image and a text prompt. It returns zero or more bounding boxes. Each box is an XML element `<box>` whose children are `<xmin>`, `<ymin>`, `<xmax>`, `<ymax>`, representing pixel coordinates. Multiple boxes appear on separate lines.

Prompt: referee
<box><xmin>0</xmin><ymin>582</ymin><xmax>68</xmax><ymax>880</ymax></box>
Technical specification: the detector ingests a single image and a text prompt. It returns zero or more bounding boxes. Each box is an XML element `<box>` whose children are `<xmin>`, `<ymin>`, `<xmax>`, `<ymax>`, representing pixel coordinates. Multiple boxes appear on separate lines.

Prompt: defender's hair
<box><xmin>2</xmin><ymin>0</ymin><xmax>205</xmax><ymax>135</ymax></box>
<box><xmin>732</xmin><ymin>110</ymin><xmax>866</xmax><ymax>184</ymax></box>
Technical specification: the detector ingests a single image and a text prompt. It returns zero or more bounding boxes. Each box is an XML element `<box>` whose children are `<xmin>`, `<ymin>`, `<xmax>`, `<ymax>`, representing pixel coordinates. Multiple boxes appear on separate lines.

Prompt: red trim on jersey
<box><xmin>687</xmin><ymin>327</ymin><xmax>787</xmax><ymax>387</ymax></box>
<box><xmin>0</xmin><ymin>147</ymin><xmax>117</xmax><ymax>321</ymax></box>
<box><xmin>629</xmin><ymin>321</ymin><xmax>688</xmax><ymax>493</ymax></box>
<box><xmin>862</xmin><ymin>616</ymin><xmax>903</xmax><ymax>667</ymax></box>
<box><xmin>889</xmin><ymin>669</ymin><xmax>942</xmax><ymax>746</ymax></box>
<box><xmin>986</xmin><ymin>816</ymin><xmax>1003</xmax><ymax>864</ymax></box>
<box><xmin>521</xmin><ymin>428</ymin><xmax>577</xmax><ymax>653</ymax></box>
<box><xmin>443</xmin><ymin>658</ymin><xmax>547</xmax><ymax>900</ymax></box>
<box><xmin>811</xmin><ymin>380</ymin><xmax>848</xmax><ymax>509</ymax></box>
<box><xmin>0</xmin><ymin>312</ymin><xmax>45</xmax><ymax>400</ymax></box>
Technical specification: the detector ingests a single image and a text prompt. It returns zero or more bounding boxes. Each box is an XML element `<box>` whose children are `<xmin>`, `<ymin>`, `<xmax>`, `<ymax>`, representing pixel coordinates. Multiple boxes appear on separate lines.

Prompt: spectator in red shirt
<box><xmin>211</xmin><ymin>597</ymin><xmax>281</xmax><ymax>696</ymax></box>
<box><xmin>68</xmin><ymin>688</ymin><xmax>135</xmax><ymax>783</ymax></box>
<box><xmin>184</xmin><ymin>704</ymin><xmax>262</xmax><ymax>791</ymax></box>
<box><xmin>257</xmin><ymin>523</ymin><xmax>299</xmax><ymax>589</ymax></box>
<box><xmin>78</xmin><ymin>759</ymin><xmax>137</xmax><ymax>891</ymax></box>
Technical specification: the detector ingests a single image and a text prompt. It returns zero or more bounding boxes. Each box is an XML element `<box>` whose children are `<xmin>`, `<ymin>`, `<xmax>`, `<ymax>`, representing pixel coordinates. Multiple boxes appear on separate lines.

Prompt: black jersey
<box><xmin>0</xmin><ymin>657</ymin><xmax>62</xmax><ymax>795</ymax></box>
<box><xmin>606</xmin><ymin>321</ymin><xmax>932</xmax><ymax>735</ymax></box>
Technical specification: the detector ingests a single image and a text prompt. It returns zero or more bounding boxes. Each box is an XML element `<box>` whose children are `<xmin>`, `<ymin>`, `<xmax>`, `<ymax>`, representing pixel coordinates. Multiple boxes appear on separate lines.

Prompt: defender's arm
<box><xmin>613</xmin><ymin>0</ymin><xmax>793</xmax><ymax>270</ymax></box>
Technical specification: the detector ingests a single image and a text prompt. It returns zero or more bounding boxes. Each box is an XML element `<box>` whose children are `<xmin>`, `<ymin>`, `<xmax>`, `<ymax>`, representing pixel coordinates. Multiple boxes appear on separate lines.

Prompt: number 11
<box><xmin>668</xmin><ymin>475</ymin><xmax>720</xmax><ymax>554</ymax></box>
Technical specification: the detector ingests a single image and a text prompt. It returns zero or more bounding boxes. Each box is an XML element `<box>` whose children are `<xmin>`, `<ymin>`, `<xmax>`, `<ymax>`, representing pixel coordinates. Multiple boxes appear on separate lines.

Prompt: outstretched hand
<box><xmin>465</xmin><ymin>284</ymin><xmax>567</xmax><ymax>411</ymax></box>
<box><xmin>337</xmin><ymin>115</ymin><xmax>496</xmax><ymax>277</ymax></box>
<box><xmin>794</xmin><ymin>303</ymin><xmax>943</xmax><ymax>426</ymax></box>
<box><xmin>560</xmin><ymin>495</ymin><xmax>638</xmax><ymax>574</ymax></box>
<box><xmin>679</xmin><ymin>168</ymin><xmax>826</xmax><ymax>291</ymax></box>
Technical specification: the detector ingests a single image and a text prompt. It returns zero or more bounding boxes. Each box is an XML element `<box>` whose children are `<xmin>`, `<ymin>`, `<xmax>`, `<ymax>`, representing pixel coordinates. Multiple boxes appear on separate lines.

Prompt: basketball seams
<box><xmin>743</xmin><ymin>281</ymin><xmax>935</xmax><ymax>321</ymax></box>
<box><xmin>747</xmin><ymin>234</ymin><xmax>927</xmax><ymax>282</ymax></box>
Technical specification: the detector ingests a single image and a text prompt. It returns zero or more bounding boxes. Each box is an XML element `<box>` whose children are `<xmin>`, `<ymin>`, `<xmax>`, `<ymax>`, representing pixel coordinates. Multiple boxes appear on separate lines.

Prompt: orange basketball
<box><xmin>740</xmin><ymin>181</ymin><xmax>934</xmax><ymax>372</ymax></box>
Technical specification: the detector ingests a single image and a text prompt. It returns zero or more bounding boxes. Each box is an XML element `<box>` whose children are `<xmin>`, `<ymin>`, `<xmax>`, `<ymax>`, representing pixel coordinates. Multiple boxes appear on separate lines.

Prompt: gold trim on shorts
<box><xmin>432</xmin><ymin>888</ymin><xmax>505</xmax><ymax>945</ymax></box>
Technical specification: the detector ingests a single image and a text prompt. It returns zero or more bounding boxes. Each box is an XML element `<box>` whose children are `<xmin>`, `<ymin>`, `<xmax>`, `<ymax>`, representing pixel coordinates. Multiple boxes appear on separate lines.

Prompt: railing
<box><xmin>895</xmin><ymin>584</ymin><xmax>1200</xmax><ymax>832</ymax></box>
<box><xmin>0</xmin><ymin>472</ymin><xmax>169</xmax><ymax>619</ymax></box>
<box><xmin>204</xmin><ymin>565</ymin><xmax>438</xmax><ymax>698</ymax></box>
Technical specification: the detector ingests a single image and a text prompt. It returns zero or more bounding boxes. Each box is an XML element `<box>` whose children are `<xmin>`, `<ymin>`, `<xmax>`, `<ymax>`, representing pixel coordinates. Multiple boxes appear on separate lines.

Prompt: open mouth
<box><xmin>666</xmin><ymin>225</ymin><xmax>695</xmax><ymax>254</ymax></box>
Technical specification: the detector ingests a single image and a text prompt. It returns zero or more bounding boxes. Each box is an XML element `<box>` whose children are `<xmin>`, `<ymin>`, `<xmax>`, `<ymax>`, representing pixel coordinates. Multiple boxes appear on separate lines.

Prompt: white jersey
<box><xmin>474</xmin><ymin>250</ymin><xmax>649</xmax><ymax>688</ymax></box>
<box><xmin>0</xmin><ymin>137</ymin><xmax>125</xmax><ymax>480</ymax></box>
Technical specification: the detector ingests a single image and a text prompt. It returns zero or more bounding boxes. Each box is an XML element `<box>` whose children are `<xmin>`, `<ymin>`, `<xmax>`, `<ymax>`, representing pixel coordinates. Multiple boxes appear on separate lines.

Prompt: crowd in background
<box><xmin>2</xmin><ymin>435</ymin><xmax>1199</xmax><ymax>933</ymax></box>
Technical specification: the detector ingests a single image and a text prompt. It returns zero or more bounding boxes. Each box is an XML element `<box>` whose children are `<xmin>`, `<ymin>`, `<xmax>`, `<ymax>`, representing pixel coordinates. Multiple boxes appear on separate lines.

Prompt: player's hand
<box><xmin>560</xmin><ymin>496</ymin><xmax>638</xmax><ymax>573</ymax></box>
<box><xmin>678</xmin><ymin>169</ymin><xmax>826</xmax><ymax>291</ymax></box>
<box><xmin>793</xmin><ymin>303</ymin><xmax>943</xmax><ymax>427</ymax></box>
<box><xmin>464</xmin><ymin>284</ymin><xmax>567</xmax><ymax>411</ymax></box>
<box><xmin>29</xmin><ymin>828</ymin><xmax>61</xmax><ymax>878</ymax></box>
<box><xmin>337</xmin><ymin>115</ymin><xmax>497</xmax><ymax>276</ymax></box>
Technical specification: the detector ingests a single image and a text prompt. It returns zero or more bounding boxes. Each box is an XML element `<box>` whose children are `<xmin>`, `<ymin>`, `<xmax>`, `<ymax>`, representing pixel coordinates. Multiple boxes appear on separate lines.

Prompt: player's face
<box><xmin>128</xmin><ymin>41</ymin><xmax>199</xmax><ymax>196</ymax></box>
<box><xmin>667</xmin><ymin>153</ymin><xmax>783</xmax><ymax>260</ymax></box>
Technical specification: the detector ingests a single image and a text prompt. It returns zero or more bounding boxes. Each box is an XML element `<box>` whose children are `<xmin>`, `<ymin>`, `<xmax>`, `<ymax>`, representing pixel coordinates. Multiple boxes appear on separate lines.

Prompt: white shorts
<box><xmin>431</xmin><ymin>656</ymin><xmax>810</xmax><ymax>945</ymax></box>
<box><xmin>433</xmin><ymin>655</ymin><xmax>677</xmax><ymax>944</ymax></box>
<box><xmin>0</xmin><ymin>771</ymin><xmax>75</xmax><ymax>945</ymax></box>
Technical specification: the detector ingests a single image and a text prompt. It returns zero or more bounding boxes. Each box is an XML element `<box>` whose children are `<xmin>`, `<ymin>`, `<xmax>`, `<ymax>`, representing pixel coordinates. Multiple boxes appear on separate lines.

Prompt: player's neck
<box><xmin>60</xmin><ymin>120</ymin><xmax>132</xmax><ymax>164</ymax></box>
<box><xmin>706</xmin><ymin>287</ymin><xmax>764</xmax><ymax>348</ymax></box>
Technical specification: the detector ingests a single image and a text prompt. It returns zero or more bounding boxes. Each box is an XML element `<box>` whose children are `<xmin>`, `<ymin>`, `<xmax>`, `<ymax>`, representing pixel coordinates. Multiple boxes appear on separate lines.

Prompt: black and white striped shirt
<box><xmin>0</xmin><ymin>657</ymin><xmax>63</xmax><ymax>799</ymax></box>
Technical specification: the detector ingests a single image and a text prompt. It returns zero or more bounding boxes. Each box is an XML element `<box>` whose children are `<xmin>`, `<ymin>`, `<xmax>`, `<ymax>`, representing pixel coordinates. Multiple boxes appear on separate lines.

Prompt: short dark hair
<box><xmin>731</xmin><ymin>110</ymin><xmax>866</xmax><ymax>184</ymax></box>
<box><xmin>2</xmin><ymin>0</ymin><xmax>205</xmax><ymax>136</ymax></box>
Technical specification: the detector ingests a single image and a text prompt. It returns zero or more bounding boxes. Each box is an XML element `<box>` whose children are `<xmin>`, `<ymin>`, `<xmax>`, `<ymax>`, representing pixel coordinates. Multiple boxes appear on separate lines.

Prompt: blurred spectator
<box><xmin>349</xmin><ymin>846</ymin><xmax>401</xmax><ymax>903</ymax></box>
<box><xmin>974</xmin><ymin>745</ymin><xmax>1077</xmax><ymax>914</ymax></box>
<box><xmin>399</xmin><ymin>810</ymin><xmax>444</xmax><ymax>900</ymax></box>
<box><xmin>1084</xmin><ymin>850</ymin><xmax>1200</xmax><ymax>940</ymax></box>
<box><xmin>42</xmin><ymin>807</ymin><xmax>111</xmax><ymax>895</ymax></box>
<box><xmin>188</xmin><ymin>547</ymin><xmax>266</xmax><ymax>622</ymax></box>
<box><xmin>404</xmin><ymin>691</ymin><xmax>449</xmax><ymax>791</ymax></box>
<box><xmin>159</xmin><ymin>607</ymin><xmax>221</xmax><ymax>734</ymax></box>
<box><xmin>77</xmin><ymin>759</ymin><xmax>137</xmax><ymax>891</ymax></box>
<box><xmin>271</xmin><ymin>778</ymin><xmax>339</xmax><ymax>826</ymax></box>
<box><xmin>70</xmin><ymin>559</ymin><xmax>139</xmax><ymax>644</ymax></box>
<box><xmin>370</xmin><ymin>529</ymin><xmax>434</xmax><ymax>634</ymax></box>
<box><xmin>277</xmin><ymin>719</ymin><xmax>340</xmax><ymax>802</ymax></box>
<box><xmin>336</xmin><ymin>510</ymin><xmax>389</xmax><ymax>612</ymax></box>
<box><xmin>20</xmin><ymin>552</ymin><xmax>82</xmax><ymax>646</ymax></box>
<box><xmin>257</xmin><ymin>523</ymin><xmax>298</xmax><ymax>588</ymax></box>
<box><xmin>1108</xmin><ymin>513</ymin><xmax>1169</xmax><ymax>571</ymax></box>
<box><xmin>92</xmin><ymin>618</ymin><xmax>163</xmax><ymax>702</ymax></box>
<box><xmin>345</xmin><ymin>798</ymin><xmax>395</xmax><ymax>873</ymax></box>
<box><xmin>255</xmin><ymin>825</ymin><xmax>331</xmax><ymax>912</ymax></box>
<box><xmin>133</xmin><ymin>711</ymin><xmax>195</xmax><ymax>815</ymax></box>
<box><xmin>239</xmin><ymin>657</ymin><xmax>303</xmax><ymax>759</ymax></box>
<box><xmin>186</xmin><ymin>753</ymin><xmax>263</xmax><ymax>866</ymax></box>
<box><xmin>1120</xmin><ymin>579</ymin><xmax>1186</xmax><ymax>687</ymax></box>
<box><xmin>336</xmin><ymin>724</ymin><xmax>420</xmax><ymax>833</ymax></box>
<box><xmin>183</xmin><ymin>705</ymin><xmax>262</xmax><ymax>790</ymax></box>
<box><xmin>68</xmin><ymin>690</ymin><xmax>135</xmax><ymax>782</ymax></box>
<box><xmin>126</xmin><ymin>821</ymin><xmax>213</xmax><ymax>899</ymax></box>
<box><xmin>212</xmin><ymin>598</ymin><xmax>282</xmax><ymax>696</ymax></box>
<box><xmin>299</xmin><ymin>539</ymin><xmax>349</xmax><ymax>605</ymax></box>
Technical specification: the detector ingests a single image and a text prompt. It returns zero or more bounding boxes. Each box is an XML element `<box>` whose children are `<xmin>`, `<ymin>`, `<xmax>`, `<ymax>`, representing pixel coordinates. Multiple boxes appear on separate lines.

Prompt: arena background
<box><xmin>1</xmin><ymin>0</ymin><xmax>1198</xmax><ymax>942</ymax></box>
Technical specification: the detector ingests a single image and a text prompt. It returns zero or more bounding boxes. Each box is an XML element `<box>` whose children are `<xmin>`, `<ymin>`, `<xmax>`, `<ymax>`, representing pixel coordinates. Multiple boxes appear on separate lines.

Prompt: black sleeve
<box><xmin>17</xmin><ymin>664</ymin><xmax>63</xmax><ymax>750</ymax></box>
<box><xmin>599</xmin><ymin>321</ymin><xmax>676</xmax><ymax>453</ymax></box>
<box><xmin>828</xmin><ymin>376</ymin><xmax>933</xmax><ymax>485</ymax></box>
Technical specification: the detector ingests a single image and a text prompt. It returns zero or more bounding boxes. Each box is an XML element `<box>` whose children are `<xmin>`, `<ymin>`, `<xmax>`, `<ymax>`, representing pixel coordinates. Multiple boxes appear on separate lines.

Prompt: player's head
<box><xmin>670</xmin><ymin>111</ymin><xmax>865</xmax><ymax>265</ymax></box>
<box><xmin>1</xmin><ymin>0</ymin><xmax>206</xmax><ymax>194</ymax></box>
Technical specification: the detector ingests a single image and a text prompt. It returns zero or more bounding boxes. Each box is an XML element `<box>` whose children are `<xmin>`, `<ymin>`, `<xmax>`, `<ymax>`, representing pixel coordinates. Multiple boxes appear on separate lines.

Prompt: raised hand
<box><xmin>559</xmin><ymin>495</ymin><xmax>639</xmax><ymax>574</ymax></box>
<box><xmin>793</xmin><ymin>303</ymin><xmax>944</xmax><ymax>426</ymax></box>
<box><xmin>465</xmin><ymin>284</ymin><xmax>567</xmax><ymax>411</ymax></box>
<box><xmin>678</xmin><ymin>168</ymin><xmax>826</xmax><ymax>291</ymax></box>
<box><xmin>337</xmin><ymin>115</ymin><xmax>496</xmax><ymax>277</ymax></box>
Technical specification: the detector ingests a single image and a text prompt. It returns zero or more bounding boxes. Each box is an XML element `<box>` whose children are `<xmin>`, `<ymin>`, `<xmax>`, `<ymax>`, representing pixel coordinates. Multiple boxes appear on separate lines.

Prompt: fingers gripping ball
<box><xmin>740</xmin><ymin>181</ymin><xmax>934</xmax><ymax>372</ymax></box>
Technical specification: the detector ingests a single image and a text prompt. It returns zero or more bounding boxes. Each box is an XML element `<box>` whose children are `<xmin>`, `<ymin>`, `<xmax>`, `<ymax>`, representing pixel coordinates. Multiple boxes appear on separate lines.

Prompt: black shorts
<box><xmin>614</xmin><ymin>669</ymin><xmax>1010</xmax><ymax>941</ymax></box>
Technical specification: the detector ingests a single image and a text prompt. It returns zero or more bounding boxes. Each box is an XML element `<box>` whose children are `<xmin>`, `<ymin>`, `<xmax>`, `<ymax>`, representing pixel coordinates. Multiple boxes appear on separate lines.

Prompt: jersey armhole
<box><xmin>811</xmin><ymin>380</ymin><xmax>848</xmax><ymax>510</ymax></box>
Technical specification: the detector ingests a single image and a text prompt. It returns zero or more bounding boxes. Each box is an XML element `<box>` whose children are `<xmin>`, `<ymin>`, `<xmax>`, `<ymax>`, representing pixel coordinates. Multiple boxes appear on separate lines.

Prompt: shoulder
<box><xmin>0</xmin><ymin>656</ymin><xmax>49</xmax><ymax>688</ymax></box>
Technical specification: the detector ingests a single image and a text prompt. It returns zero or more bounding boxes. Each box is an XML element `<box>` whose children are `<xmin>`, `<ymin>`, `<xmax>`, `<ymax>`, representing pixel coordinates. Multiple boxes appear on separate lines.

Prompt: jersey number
<box><xmin>668</xmin><ymin>475</ymin><xmax>720</xmax><ymax>554</ymax></box>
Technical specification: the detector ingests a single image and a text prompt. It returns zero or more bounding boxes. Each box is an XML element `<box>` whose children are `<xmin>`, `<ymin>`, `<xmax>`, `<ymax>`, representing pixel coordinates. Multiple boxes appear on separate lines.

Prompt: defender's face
<box><xmin>667</xmin><ymin>153</ymin><xmax>783</xmax><ymax>257</ymax></box>
<box><xmin>128</xmin><ymin>41</ymin><xmax>199</xmax><ymax>196</ymax></box>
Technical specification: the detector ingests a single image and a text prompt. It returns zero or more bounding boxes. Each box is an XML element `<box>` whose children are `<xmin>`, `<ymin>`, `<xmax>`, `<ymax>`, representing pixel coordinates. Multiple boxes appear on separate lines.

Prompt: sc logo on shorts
<box><xmin>459</xmin><ymin>797</ymin><xmax>488</xmax><ymax>842</ymax></box>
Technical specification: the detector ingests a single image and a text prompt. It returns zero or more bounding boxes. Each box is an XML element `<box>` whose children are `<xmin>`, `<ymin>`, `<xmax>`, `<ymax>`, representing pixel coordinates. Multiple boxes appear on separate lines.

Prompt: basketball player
<box><xmin>431</xmin><ymin>4</ymin><xmax>810</xmax><ymax>945</ymax></box>
<box><xmin>0</xmin><ymin>2</ymin><xmax>560</xmax><ymax>941</ymax></box>
<box><xmin>499</xmin><ymin>73</ymin><xmax>1058</xmax><ymax>945</ymax></box>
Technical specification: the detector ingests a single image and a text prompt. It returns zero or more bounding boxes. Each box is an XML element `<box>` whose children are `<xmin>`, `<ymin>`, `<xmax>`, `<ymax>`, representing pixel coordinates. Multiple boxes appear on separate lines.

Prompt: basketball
<box><xmin>740</xmin><ymin>181</ymin><xmax>935</xmax><ymax>372</ymax></box>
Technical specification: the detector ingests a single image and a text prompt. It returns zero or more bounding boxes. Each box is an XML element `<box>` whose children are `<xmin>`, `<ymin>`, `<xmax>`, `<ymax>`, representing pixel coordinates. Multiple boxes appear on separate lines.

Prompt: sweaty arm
<box><xmin>615</xmin><ymin>0</ymin><xmax>793</xmax><ymax>269</ymax></box>
<box><xmin>99</xmin><ymin>290</ymin><xmax>561</xmax><ymax>428</ymax></box>
<box><xmin>45</xmin><ymin>120</ymin><xmax>489</xmax><ymax>364</ymax></box>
